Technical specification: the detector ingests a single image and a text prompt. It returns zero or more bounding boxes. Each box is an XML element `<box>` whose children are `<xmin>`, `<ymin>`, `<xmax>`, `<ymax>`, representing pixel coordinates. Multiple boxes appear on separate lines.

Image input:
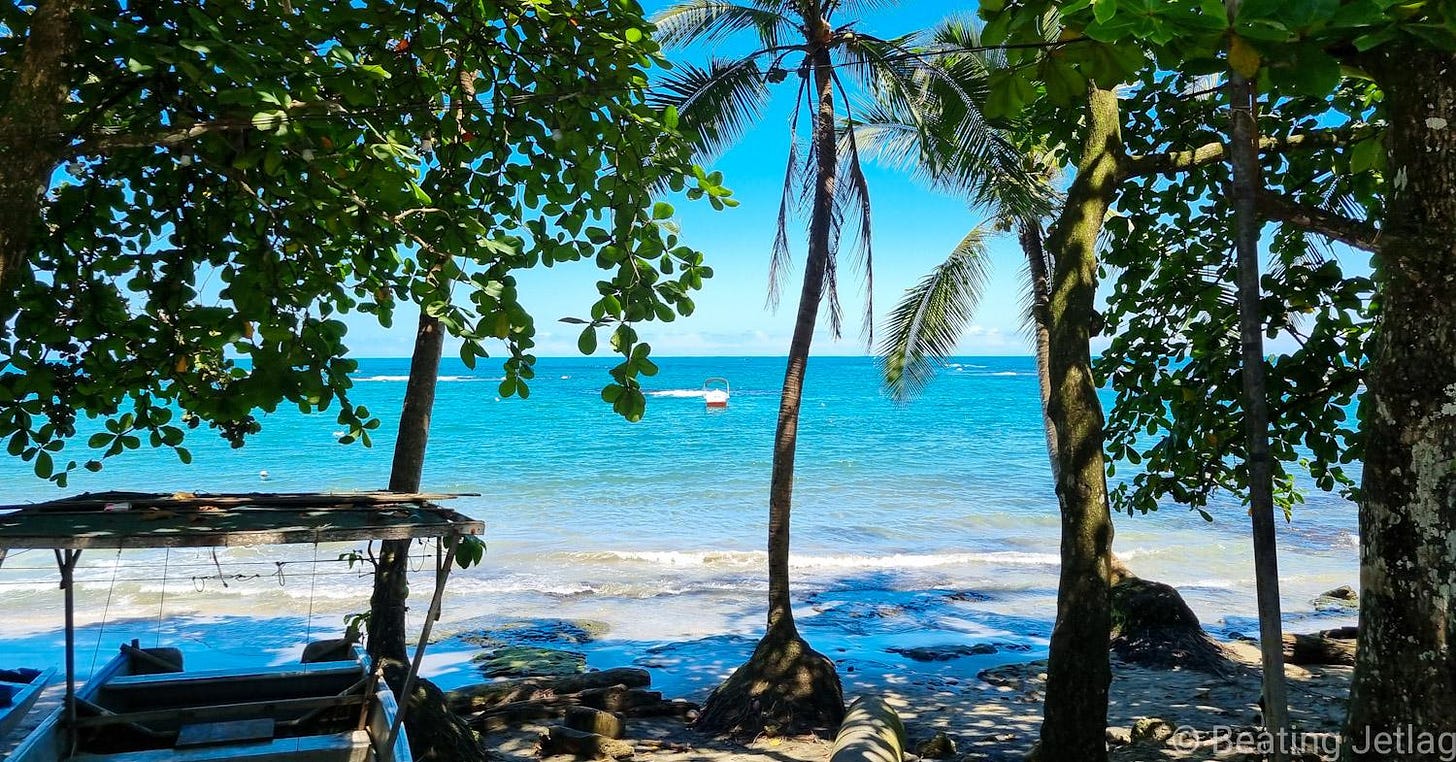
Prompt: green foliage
<box><xmin>979</xmin><ymin>0</ymin><xmax>1456</xmax><ymax>118</ymax></box>
<box><xmin>0</xmin><ymin>0</ymin><xmax>729</xmax><ymax>483</ymax></box>
<box><xmin>1097</xmin><ymin>69</ymin><xmax>1378</xmax><ymax>519</ymax></box>
<box><xmin>879</xmin><ymin>227</ymin><xmax>993</xmax><ymax>401</ymax></box>
<box><xmin>973</xmin><ymin>0</ymin><xmax>1402</xmax><ymax>518</ymax></box>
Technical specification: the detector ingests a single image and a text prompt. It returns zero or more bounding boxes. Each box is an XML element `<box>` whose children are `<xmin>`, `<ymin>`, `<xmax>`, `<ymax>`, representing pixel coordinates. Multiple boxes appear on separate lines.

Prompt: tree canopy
<box><xmin>0</xmin><ymin>0</ymin><xmax>729</xmax><ymax>486</ymax></box>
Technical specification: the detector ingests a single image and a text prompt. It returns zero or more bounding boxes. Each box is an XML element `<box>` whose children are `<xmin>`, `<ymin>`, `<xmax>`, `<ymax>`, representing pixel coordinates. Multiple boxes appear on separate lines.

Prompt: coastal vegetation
<box><xmin>1</xmin><ymin>1</ymin><xmax>1454</xmax><ymax>761</ymax></box>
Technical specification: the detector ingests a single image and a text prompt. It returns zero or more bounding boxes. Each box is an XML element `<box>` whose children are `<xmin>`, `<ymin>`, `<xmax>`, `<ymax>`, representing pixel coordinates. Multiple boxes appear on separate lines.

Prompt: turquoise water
<box><xmin>0</xmin><ymin>356</ymin><xmax>1359</xmax><ymax>697</ymax></box>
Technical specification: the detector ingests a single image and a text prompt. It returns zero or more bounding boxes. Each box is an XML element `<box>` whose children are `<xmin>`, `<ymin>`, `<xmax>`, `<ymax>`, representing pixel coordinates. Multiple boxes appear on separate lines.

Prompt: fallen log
<box><xmin>565</xmin><ymin>707</ymin><xmax>624</xmax><ymax>739</ymax></box>
<box><xmin>1283</xmin><ymin>629</ymin><xmax>1357</xmax><ymax>666</ymax></box>
<box><xmin>829</xmin><ymin>696</ymin><xmax>906</xmax><ymax>762</ymax></box>
<box><xmin>538</xmin><ymin>725</ymin><xmax>635</xmax><ymax>760</ymax></box>
<box><xmin>446</xmin><ymin>668</ymin><xmax>651</xmax><ymax>714</ymax></box>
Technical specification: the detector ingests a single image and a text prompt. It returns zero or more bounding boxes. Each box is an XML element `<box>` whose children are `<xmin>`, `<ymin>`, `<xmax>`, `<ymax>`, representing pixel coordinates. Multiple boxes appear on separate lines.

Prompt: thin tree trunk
<box><xmin>766</xmin><ymin>47</ymin><xmax>837</xmax><ymax>636</ymax></box>
<box><xmin>1225</xmin><ymin>32</ymin><xmax>1290</xmax><ymax>757</ymax></box>
<box><xmin>0</xmin><ymin>0</ymin><xmax>85</xmax><ymax>316</ymax></box>
<box><xmin>369</xmin><ymin>310</ymin><xmax>445</xmax><ymax>664</ymax></box>
<box><xmin>1033</xmin><ymin>86</ymin><xmax>1120</xmax><ymax>762</ymax></box>
<box><xmin>1344</xmin><ymin>45</ymin><xmax>1456</xmax><ymax>762</ymax></box>
<box><xmin>1019</xmin><ymin>220</ymin><xmax>1059</xmax><ymax>482</ymax></box>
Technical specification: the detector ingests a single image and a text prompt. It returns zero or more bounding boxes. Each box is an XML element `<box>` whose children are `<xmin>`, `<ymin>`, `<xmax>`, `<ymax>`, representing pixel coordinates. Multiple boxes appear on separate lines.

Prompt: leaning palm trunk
<box><xmin>694</xmin><ymin>47</ymin><xmax>845</xmax><ymax>737</ymax></box>
<box><xmin>1019</xmin><ymin>220</ymin><xmax>1059</xmax><ymax>481</ymax></box>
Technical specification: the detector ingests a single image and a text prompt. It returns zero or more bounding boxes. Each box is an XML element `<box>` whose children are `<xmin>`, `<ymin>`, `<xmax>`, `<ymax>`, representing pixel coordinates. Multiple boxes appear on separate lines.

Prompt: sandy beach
<box><xmin>475</xmin><ymin>641</ymin><xmax>1351</xmax><ymax>762</ymax></box>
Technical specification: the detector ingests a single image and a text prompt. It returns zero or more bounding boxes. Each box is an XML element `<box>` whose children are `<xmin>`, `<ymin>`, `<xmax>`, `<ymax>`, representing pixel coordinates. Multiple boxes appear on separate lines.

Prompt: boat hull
<box><xmin>0</xmin><ymin>668</ymin><xmax>55</xmax><ymax>745</ymax></box>
<box><xmin>7</xmin><ymin>644</ymin><xmax>409</xmax><ymax>762</ymax></box>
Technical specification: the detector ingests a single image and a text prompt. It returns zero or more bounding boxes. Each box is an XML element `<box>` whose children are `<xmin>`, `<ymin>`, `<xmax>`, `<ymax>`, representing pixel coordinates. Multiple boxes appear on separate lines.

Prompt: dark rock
<box><xmin>977</xmin><ymin>661</ymin><xmax>1046</xmax><ymax>689</ymax></box>
<box><xmin>450</xmin><ymin>618</ymin><xmax>611</xmax><ymax>649</ymax></box>
<box><xmin>473</xmin><ymin>645</ymin><xmax>587</xmax><ymax>677</ymax></box>
<box><xmin>889</xmin><ymin>644</ymin><xmax>998</xmax><ymax>662</ymax></box>
<box><xmin>1131</xmin><ymin>717</ymin><xmax>1175</xmax><ymax>745</ymax></box>
<box><xmin>916</xmin><ymin>732</ymin><xmax>957</xmax><ymax>759</ymax></box>
<box><xmin>1313</xmin><ymin>585</ymin><xmax>1359</xmax><ymax>611</ymax></box>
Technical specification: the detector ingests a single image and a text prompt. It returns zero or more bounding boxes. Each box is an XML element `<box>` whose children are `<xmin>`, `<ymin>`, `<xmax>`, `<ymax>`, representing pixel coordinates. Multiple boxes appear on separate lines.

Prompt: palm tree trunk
<box><xmin>765</xmin><ymin>50</ymin><xmax>836</xmax><ymax>636</ymax></box>
<box><xmin>1019</xmin><ymin>220</ymin><xmax>1059</xmax><ymax>482</ymax></box>
<box><xmin>1343</xmin><ymin>45</ymin><xmax>1456</xmax><ymax>761</ymax></box>
<box><xmin>0</xmin><ymin>0</ymin><xmax>84</xmax><ymax>316</ymax></box>
<box><xmin>1225</xmin><ymin>48</ymin><xmax>1290</xmax><ymax>758</ymax></box>
<box><xmin>368</xmin><ymin>310</ymin><xmax>446</xmax><ymax>665</ymax></box>
<box><xmin>693</xmin><ymin>42</ymin><xmax>844</xmax><ymax>737</ymax></box>
<box><xmin>1033</xmin><ymin>86</ymin><xmax>1120</xmax><ymax>762</ymax></box>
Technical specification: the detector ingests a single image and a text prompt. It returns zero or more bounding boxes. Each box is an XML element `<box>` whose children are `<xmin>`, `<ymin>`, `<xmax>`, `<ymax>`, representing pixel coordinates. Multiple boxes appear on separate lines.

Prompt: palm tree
<box><xmin>651</xmin><ymin>1</ymin><xmax>1018</xmax><ymax>734</ymax></box>
<box><xmin>856</xmin><ymin>22</ymin><xmax>1057</xmax><ymax>451</ymax></box>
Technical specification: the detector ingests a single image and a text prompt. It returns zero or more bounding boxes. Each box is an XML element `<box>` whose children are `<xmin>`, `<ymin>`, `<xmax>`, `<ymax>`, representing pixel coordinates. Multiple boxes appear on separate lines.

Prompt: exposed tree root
<box><xmin>693</xmin><ymin>625</ymin><xmax>844</xmax><ymax>737</ymax></box>
<box><xmin>1110</xmin><ymin>574</ymin><xmax>1239</xmax><ymax>676</ymax></box>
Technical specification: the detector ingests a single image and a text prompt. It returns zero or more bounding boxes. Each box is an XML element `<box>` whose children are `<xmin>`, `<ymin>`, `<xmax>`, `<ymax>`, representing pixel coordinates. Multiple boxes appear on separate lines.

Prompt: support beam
<box><xmin>382</xmin><ymin>535</ymin><xmax>459</xmax><ymax>761</ymax></box>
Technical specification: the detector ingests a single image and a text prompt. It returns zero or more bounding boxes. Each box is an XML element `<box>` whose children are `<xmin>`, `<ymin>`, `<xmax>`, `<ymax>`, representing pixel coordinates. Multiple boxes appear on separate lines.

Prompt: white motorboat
<box><xmin>703</xmin><ymin>377</ymin><xmax>730</xmax><ymax>409</ymax></box>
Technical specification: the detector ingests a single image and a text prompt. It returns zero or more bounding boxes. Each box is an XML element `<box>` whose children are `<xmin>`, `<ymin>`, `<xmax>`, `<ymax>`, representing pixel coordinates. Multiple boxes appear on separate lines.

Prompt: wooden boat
<box><xmin>0</xmin><ymin>667</ymin><xmax>54</xmax><ymax>742</ymax></box>
<box><xmin>7</xmin><ymin>641</ymin><xmax>410</xmax><ymax>762</ymax></box>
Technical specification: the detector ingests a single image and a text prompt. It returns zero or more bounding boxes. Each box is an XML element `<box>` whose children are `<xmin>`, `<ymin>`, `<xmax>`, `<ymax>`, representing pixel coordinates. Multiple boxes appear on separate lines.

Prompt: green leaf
<box><xmin>578</xmin><ymin>327</ymin><xmax>598</xmax><ymax>355</ymax></box>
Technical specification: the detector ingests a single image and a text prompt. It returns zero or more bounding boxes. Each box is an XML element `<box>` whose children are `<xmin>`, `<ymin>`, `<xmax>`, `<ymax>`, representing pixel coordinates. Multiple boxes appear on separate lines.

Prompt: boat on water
<box><xmin>703</xmin><ymin>377</ymin><xmax>730</xmax><ymax>409</ymax></box>
<box><xmin>8</xmin><ymin>641</ymin><xmax>405</xmax><ymax>762</ymax></box>
<box><xmin>0</xmin><ymin>490</ymin><xmax>484</xmax><ymax>762</ymax></box>
<box><xmin>0</xmin><ymin>667</ymin><xmax>54</xmax><ymax>743</ymax></box>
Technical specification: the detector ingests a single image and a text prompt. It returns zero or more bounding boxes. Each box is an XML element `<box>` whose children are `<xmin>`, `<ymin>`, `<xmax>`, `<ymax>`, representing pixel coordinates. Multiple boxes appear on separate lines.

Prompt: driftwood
<box><xmin>538</xmin><ymin>725</ymin><xmax>635</xmax><ymax>759</ymax></box>
<box><xmin>829</xmin><ymin>696</ymin><xmax>906</xmax><ymax>762</ymax></box>
<box><xmin>1283</xmin><ymin>627</ymin><xmax>1358</xmax><ymax>666</ymax></box>
<box><xmin>464</xmin><ymin>685</ymin><xmax>696</xmax><ymax>733</ymax></box>
<box><xmin>565</xmin><ymin>707</ymin><xmax>624</xmax><ymax>739</ymax></box>
<box><xmin>446</xmin><ymin>668</ymin><xmax>651</xmax><ymax>714</ymax></box>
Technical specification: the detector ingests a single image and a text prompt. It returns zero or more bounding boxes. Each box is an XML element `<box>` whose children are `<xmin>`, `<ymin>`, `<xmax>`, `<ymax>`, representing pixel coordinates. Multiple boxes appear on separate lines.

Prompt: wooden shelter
<box><xmin>0</xmin><ymin>490</ymin><xmax>484</xmax><ymax>761</ymax></box>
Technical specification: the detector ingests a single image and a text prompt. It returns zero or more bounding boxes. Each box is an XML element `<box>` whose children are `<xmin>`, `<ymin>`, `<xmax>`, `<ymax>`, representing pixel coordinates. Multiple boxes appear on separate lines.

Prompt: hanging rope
<box><xmin>154</xmin><ymin>549</ymin><xmax>170</xmax><ymax>648</ymax></box>
<box><xmin>89</xmin><ymin>549</ymin><xmax>122</xmax><ymax>675</ymax></box>
<box><xmin>304</xmin><ymin>541</ymin><xmax>319</xmax><ymax>646</ymax></box>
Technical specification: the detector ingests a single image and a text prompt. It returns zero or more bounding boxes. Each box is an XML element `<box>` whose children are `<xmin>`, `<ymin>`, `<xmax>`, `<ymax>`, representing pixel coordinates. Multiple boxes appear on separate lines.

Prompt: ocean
<box><xmin>0</xmin><ymin>356</ymin><xmax>1359</xmax><ymax>698</ymax></box>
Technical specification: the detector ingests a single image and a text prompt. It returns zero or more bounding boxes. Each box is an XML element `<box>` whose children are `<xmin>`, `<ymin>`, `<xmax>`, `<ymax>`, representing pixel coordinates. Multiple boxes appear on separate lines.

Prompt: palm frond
<box><xmin>831</xmin><ymin>69</ymin><xmax>875</xmax><ymax>346</ymax></box>
<box><xmin>649</xmin><ymin>57</ymin><xmax>772</xmax><ymax>161</ymax></box>
<box><xmin>653</xmin><ymin>0</ymin><xmax>794</xmax><ymax>49</ymax></box>
<box><xmin>824</xmin><ymin>0</ymin><xmax>903</xmax><ymax>18</ymax></box>
<box><xmin>768</xmin><ymin>77</ymin><xmax>810</xmax><ymax>312</ymax></box>
<box><xmin>878</xmin><ymin>226</ymin><xmax>992</xmax><ymax>401</ymax></box>
<box><xmin>836</xmin><ymin>29</ymin><xmax>1051</xmax><ymax>223</ymax></box>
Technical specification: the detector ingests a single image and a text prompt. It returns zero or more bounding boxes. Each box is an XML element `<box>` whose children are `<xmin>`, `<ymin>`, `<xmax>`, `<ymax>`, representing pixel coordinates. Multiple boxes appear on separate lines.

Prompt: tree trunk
<box><xmin>1343</xmin><ymin>45</ymin><xmax>1456</xmax><ymax>762</ymax></box>
<box><xmin>1032</xmin><ymin>86</ymin><xmax>1120</xmax><ymax>762</ymax></box>
<box><xmin>370</xmin><ymin>309</ymin><xmax>486</xmax><ymax>761</ymax></box>
<box><xmin>1225</xmin><ymin>28</ymin><xmax>1290</xmax><ymax>756</ymax></box>
<box><xmin>0</xmin><ymin>0</ymin><xmax>85</xmax><ymax>317</ymax></box>
<box><xmin>1019</xmin><ymin>220</ymin><xmax>1059</xmax><ymax>482</ymax></box>
<box><xmin>370</xmin><ymin>309</ymin><xmax>446</xmax><ymax>664</ymax></box>
<box><xmin>693</xmin><ymin>41</ymin><xmax>843</xmax><ymax>737</ymax></box>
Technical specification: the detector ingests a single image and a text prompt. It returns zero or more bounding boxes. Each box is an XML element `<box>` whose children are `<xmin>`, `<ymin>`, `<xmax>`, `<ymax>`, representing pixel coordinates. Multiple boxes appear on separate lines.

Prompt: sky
<box><xmin>341</xmin><ymin>2</ymin><xmax>1033</xmax><ymax>359</ymax></box>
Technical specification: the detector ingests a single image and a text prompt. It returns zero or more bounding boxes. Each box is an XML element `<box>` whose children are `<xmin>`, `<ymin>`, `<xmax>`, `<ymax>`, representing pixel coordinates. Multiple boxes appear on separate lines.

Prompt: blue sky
<box><xmin>343</xmin><ymin>2</ymin><xmax>1034</xmax><ymax>358</ymax></box>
